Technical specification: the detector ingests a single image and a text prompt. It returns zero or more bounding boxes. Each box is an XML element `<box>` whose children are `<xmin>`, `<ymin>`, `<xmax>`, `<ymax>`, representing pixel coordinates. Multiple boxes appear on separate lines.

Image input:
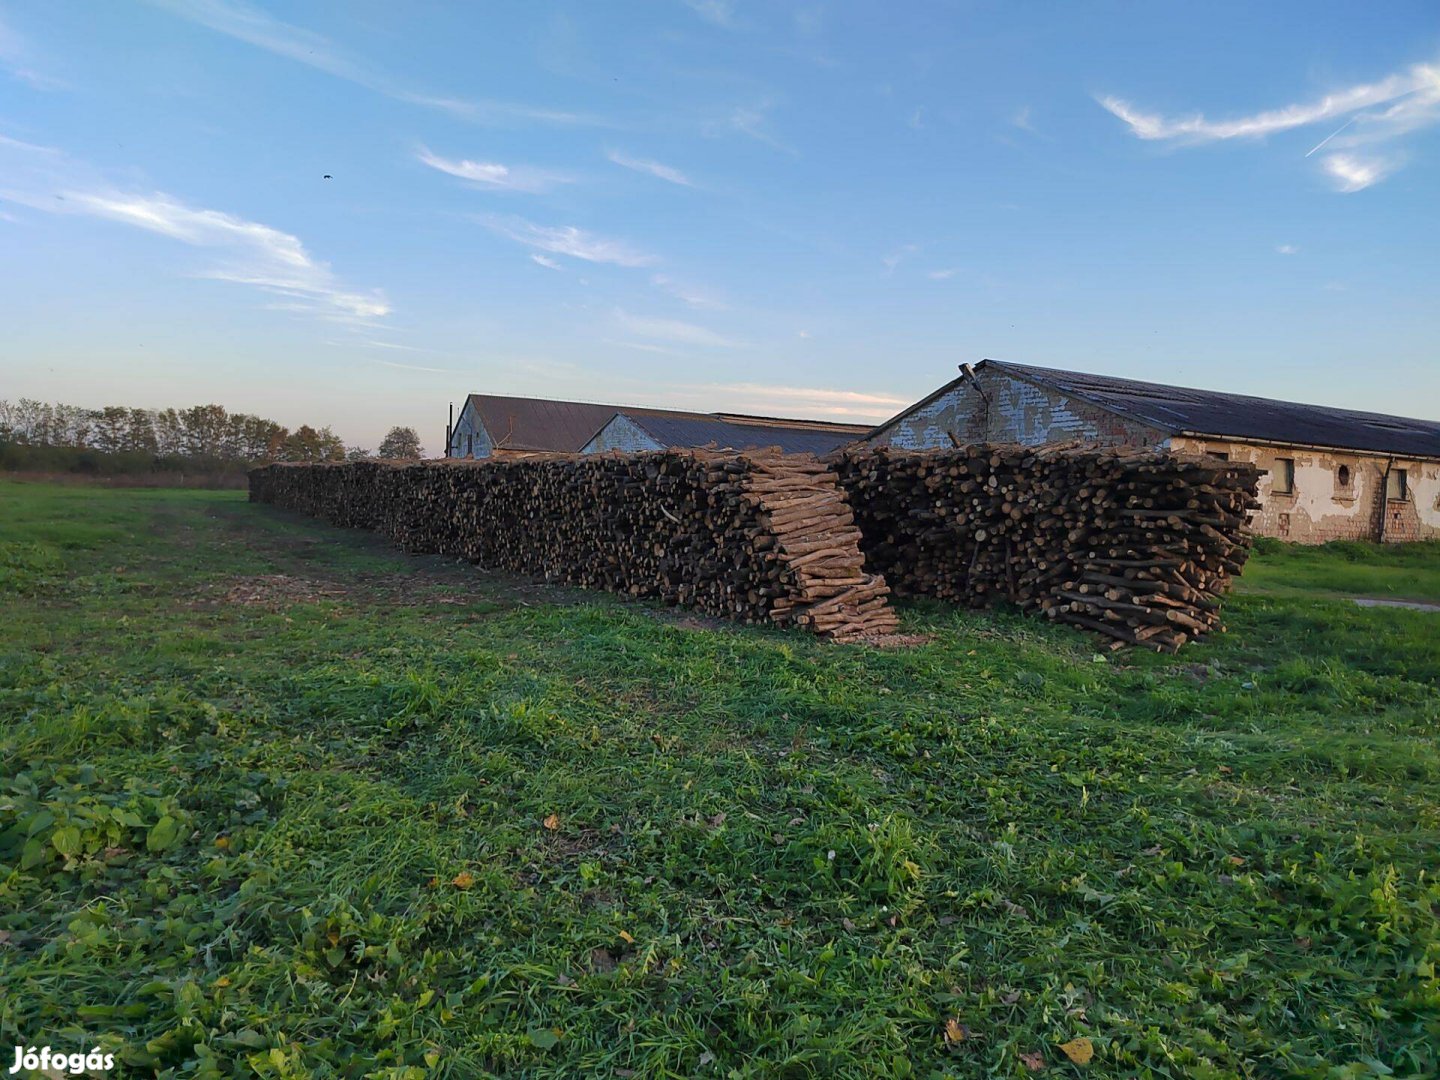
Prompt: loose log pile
<box><xmin>829</xmin><ymin>444</ymin><xmax>1262</xmax><ymax>652</ymax></box>
<box><xmin>249</xmin><ymin>451</ymin><xmax>898</xmax><ymax>642</ymax></box>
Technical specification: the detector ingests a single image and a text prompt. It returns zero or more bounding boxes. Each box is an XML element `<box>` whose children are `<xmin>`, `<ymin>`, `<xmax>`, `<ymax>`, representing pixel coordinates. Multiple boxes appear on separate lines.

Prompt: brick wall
<box><xmin>1169</xmin><ymin>438</ymin><xmax>1440</xmax><ymax>544</ymax></box>
<box><xmin>870</xmin><ymin>369</ymin><xmax>1166</xmax><ymax>451</ymax></box>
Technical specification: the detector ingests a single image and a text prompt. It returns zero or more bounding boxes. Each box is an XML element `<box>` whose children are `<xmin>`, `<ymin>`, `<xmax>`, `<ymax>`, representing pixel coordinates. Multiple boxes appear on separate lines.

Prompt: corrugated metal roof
<box><xmin>622</xmin><ymin>412</ymin><xmax>866</xmax><ymax>455</ymax></box>
<box><xmin>987</xmin><ymin>361</ymin><xmax>1440</xmax><ymax>459</ymax></box>
<box><xmin>464</xmin><ymin>394</ymin><xmax>869</xmax><ymax>454</ymax></box>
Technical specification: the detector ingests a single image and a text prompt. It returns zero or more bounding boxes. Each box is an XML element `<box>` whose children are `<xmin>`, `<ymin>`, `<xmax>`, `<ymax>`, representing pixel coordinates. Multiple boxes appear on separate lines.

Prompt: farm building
<box><xmin>867</xmin><ymin>359</ymin><xmax>1440</xmax><ymax>543</ymax></box>
<box><xmin>446</xmin><ymin>394</ymin><xmax>868</xmax><ymax>459</ymax></box>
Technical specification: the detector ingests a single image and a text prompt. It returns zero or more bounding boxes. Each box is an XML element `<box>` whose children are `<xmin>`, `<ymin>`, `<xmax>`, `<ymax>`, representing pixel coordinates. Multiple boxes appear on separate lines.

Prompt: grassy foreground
<box><xmin>1</xmin><ymin>479</ymin><xmax>1437</xmax><ymax>1079</ymax></box>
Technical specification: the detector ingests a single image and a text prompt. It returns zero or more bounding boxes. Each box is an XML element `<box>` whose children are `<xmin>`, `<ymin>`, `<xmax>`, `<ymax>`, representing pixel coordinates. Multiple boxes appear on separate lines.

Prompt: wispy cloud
<box><xmin>615</xmin><ymin>309</ymin><xmax>739</xmax><ymax>347</ymax></box>
<box><xmin>677</xmin><ymin>381</ymin><xmax>907</xmax><ymax>420</ymax></box>
<box><xmin>79</xmin><ymin>192</ymin><xmax>389</xmax><ymax>319</ymax></box>
<box><xmin>1321</xmin><ymin>152</ymin><xmax>1394</xmax><ymax>192</ymax></box>
<box><xmin>479</xmin><ymin>214</ymin><xmax>658</xmax><ymax>267</ymax></box>
<box><xmin>882</xmin><ymin>243</ymin><xmax>917</xmax><ymax>275</ymax></box>
<box><xmin>928</xmin><ymin>267</ymin><xmax>958</xmax><ymax>280</ymax></box>
<box><xmin>604</xmin><ymin>338</ymin><xmax>682</xmax><ymax>356</ymax></box>
<box><xmin>417</xmin><ymin>147</ymin><xmax>572</xmax><ymax>193</ymax></box>
<box><xmin>147</xmin><ymin>0</ymin><xmax>597</xmax><ymax>126</ymax></box>
<box><xmin>530</xmin><ymin>253</ymin><xmax>563</xmax><ymax>270</ymax></box>
<box><xmin>368</xmin><ymin>356</ymin><xmax>465</xmax><ymax>375</ymax></box>
<box><xmin>0</xmin><ymin>13</ymin><xmax>67</xmax><ymax>90</ymax></box>
<box><xmin>650</xmin><ymin>273</ymin><xmax>725</xmax><ymax>309</ymax></box>
<box><xmin>1100</xmin><ymin>58</ymin><xmax>1440</xmax><ymax>192</ymax></box>
<box><xmin>703</xmin><ymin>102</ymin><xmax>795</xmax><ymax>155</ymax></box>
<box><xmin>683</xmin><ymin>0</ymin><xmax>739</xmax><ymax>29</ymax></box>
<box><xmin>1012</xmin><ymin>105</ymin><xmax>1037</xmax><ymax>133</ymax></box>
<box><xmin>0</xmin><ymin>138</ymin><xmax>388</xmax><ymax>322</ymax></box>
<box><xmin>606</xmin><ymin>149</ymin><xmax>694</xmax><ymax>187</ymax></box>
<box><xmin>1275</xmin><ymin>244</ymin><xmax>1299</xmax><ymax>256</ymax></box>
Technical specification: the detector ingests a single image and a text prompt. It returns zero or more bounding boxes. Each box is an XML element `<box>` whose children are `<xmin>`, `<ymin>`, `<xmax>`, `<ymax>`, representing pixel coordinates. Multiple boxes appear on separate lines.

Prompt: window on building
<box><xmin>1205</xmin><ymin>449</ymin><xmax>1230</xmax><ymax>461</ymax></box>
<box><xmin>1386</xmin><ymin>468</ymin><xmax>1409</xmax><ymax>501</ymax></box>
<box><xmin>1272</xmin><ymin>457</ymin><xmax>1295</xmax><ymax>495</ymax></box>
<box><xmin>1336</xmin><ymin>465</ymin><xmax>1351</xmax><ymax>488</ymax></box>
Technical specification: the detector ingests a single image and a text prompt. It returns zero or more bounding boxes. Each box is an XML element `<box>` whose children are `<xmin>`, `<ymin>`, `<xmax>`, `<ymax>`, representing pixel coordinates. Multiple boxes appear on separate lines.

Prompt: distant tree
<box><xmin>90</xmin><ymin>406</ymin><xmax>132</xmax><ymax>453</ymax></box>
<box><xmin>153</xmin><ymin>408</ymin><xmax>184</xmax><ymax>455</ymax></box>
<box><xmin>345</xmin><ymin>446</ymin><xmax>373</xmax><ymax>461</ymax></box>
<box><xmin>124</xmin><ymin>408</ymin><xmax>158</xmax><ymax>453</ymax></box>
<box><xmin>378</xmin><ymin>426</ymin><xmax>423</xmax><ymax>459</ymax></box>
<box><xmin>316</xmin><ymin>426</ymin><xmax>345</xmax><ymax>462</ymax></box>
<box><xmin>282</xmin><ymin>425</ymin><xmax>346</xmax><ymax>463</ymax></box>
<box><xmin>178</xmin><ymin>405</ymin><xmax>229</xmax><ymax>457</ymax></box>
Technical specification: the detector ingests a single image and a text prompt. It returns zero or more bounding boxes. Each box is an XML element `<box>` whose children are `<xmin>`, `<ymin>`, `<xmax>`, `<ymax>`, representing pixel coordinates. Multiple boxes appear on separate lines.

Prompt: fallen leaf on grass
<box><xmin>1020</xmin><ymin>1049</ymin><xmax>1046</xmax><ymax>1071</ymax></box>
<box><xmin>452</xmin><ymin>871</ymin><xmax>475</xmax><ymax>889</ymax></box>
<box><xmin>527</xmin><ymin>1026</ymin><xmax>560</xmax><ymax>1050</ymax></box>
<box><xmin>1058</xmin><ymin>1037</ymin><xmax>1093</xmax><ymax>1065</ymax></box>
<box><xmin>1140</xmin><ymin>844</ymin><xmax>1163</xmax><ymax>856</ymax></box>
<box><xmin>1001</xmin><ymin>990</ymin><xmax>1021</xmax><ymax>1005</ymax></box>
<box><xmin>1227</xmin><ymin>855</ymin><xmax>1245</xmax><ymax>866</ymax></box>
<box><xmin>943</xmin><ymin>1017</ymin><xmax>968</xmax><ymax>1045</ymax></box>
<box><xmin>543</xmin><ymin>813</ymin><xmax>560</xmax><ymax>831</ymax></box>
<box><xmin>618</xmin><ymin>929</ymin><xmax>635</xmax><ymax>944</ymax></box>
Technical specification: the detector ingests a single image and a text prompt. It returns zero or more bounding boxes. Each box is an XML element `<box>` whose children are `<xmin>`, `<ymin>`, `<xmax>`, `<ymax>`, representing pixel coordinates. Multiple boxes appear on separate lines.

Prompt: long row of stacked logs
<box><xmin>248</xmin><ymin>451</ymin><xmax>899</xmax><ymax>642</ymax></box>
<box><xmin>828</xmin><ymin>444</ymin><xmax>1262</xmax><ymax>652</ymax></box>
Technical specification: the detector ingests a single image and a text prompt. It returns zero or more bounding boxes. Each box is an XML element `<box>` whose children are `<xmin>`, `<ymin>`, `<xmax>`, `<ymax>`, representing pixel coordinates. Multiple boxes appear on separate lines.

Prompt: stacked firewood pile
<box><xmin>249</xmin><ymin>451</ymin><xmax>898</xmax><ymax>642</ymax></box>
<box><xmin>828</xmin><ymin>444</ymin><xmax>1261</xmax><ymax>651</ymax></box>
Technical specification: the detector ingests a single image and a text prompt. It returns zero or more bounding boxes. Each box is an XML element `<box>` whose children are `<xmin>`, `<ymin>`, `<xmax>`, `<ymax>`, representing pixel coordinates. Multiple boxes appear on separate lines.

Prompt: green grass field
<box><xmin>2</xmin><ymin>479</ymin><xmax>1437</xmax><ymax>1078</ymax></box>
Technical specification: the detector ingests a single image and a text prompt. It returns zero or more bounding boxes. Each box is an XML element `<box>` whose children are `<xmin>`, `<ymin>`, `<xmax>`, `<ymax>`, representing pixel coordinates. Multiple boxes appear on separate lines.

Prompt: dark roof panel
<box><xmin>465</xmin><ymin>395</ymin><xmax>618</xmax><ymax>452</ymax></box>
<box><xmin>624</xmin><ymin>412</ymin><xmax>865</xmax><ymax>455</ymax></box>
<box><xmin>985</xmin><ymin>361</ymin><xmax>1440</xmax><ymax>460</ymax></box>
<box><xmin>464</xmin><ymin>394</ymin><xmax>868</xmax><ymax>455</ymax></box>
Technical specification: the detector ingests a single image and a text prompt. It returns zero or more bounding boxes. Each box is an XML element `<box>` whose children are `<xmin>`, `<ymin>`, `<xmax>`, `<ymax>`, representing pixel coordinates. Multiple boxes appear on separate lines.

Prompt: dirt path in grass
<box><xmin>1352</xmin><ymin>597</ymin><xmax>1440</xmax><ymax>613</ymax></box>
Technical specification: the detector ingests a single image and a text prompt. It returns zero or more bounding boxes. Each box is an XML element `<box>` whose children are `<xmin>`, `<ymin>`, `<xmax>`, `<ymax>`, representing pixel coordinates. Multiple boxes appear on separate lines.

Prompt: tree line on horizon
<box><xmin>0</xmin><ymin>399</ymin><xmax>424</xmax><ymax>472</ymax></box>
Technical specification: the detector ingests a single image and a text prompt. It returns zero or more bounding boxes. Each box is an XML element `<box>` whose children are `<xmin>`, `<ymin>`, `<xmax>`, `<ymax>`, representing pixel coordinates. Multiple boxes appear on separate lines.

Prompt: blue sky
<box><xmin>2</xmin><ymin>1</ymin><xmax>1437</xmax><ymax>451</ymax></box>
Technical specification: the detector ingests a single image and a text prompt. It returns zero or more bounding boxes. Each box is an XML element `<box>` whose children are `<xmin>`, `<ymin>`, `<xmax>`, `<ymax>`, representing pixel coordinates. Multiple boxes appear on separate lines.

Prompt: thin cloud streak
<box><xmin>147</xmin><ymin>0</ymin><xmax>600</xmax><ymax>126</ymax></box>
<box><xmin>703</xmin><ymin>102</ymin><xmax>796</xmax><ymax>156</ymax></box>
<box><xmin>479</xmin><ymin>214</ymin><xmax>658</xmax><ymax>267</ymax></box>
<box><xmin>650</xmin><ymin>273</ymin><xmax>725</xmax><ymax>309</ymax></box>
<box><xmin>1099</xmin><ymin>63</ymin><xmax>1434</xmax><ymax>141</ymax></box>
<box><xmin>615</xmin><ymin>309</ymin><xmax>739</xmax><ymax>348</ymax></box>
<box><xmin>683</xmin><ymin>0</ymin><xmax>739</xmax><ymax>29</ymax></box>
<box><xmin>606</xmin><ymin>149</ymin><xmax>694</xmax><ymax>187</ymax></box>
<box><xmin>14</xmin><ymin>184</ymin><xmax>389</xmax><ymax>321</ymax></box>
<box><xmin>417</xmin><ymin>147</ymin><xmax>571</xmax><ymax>193</ymax></box>
<box><xmin>672</xmin><ymin>381</ymin><xmax>907</xmax><ymax>421</ymax></box>
<box><xmin>0</xmin><ymin>13</ymin><xmax>67</xmax><ymax>90</ymax></box>
<box><xmin>1100</xmin><ymin>58</ymin><xmax>1440</xmax><ymax>192</ymax></box>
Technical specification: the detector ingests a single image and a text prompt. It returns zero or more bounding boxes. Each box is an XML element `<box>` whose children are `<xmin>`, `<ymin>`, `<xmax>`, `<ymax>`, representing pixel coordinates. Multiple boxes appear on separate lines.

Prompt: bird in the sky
<box><xmin>323</xmin><ymin>174</ymin><xmax>332</xmax><ymax>180</ymax></box>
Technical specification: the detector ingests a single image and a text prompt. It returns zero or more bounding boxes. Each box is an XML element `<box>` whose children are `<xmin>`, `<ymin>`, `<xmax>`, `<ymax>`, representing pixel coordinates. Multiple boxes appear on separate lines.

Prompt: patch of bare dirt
<box><xmin>220</xmin><ymin>574</ymin><xmax>349</xmax><ymax>607</ymax></box>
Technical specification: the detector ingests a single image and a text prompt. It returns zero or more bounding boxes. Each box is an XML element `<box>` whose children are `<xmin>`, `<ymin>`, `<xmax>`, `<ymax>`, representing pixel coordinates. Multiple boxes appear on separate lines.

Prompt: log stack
<box><xmin>828</xmin><ymin>444</ymin><xmax>1262</xmax><ymax>652</ymax></box>
<box><xmin>249</xmin><ymin>450</ymin><xmax>898</xmax><ymax>642</ymax></box>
